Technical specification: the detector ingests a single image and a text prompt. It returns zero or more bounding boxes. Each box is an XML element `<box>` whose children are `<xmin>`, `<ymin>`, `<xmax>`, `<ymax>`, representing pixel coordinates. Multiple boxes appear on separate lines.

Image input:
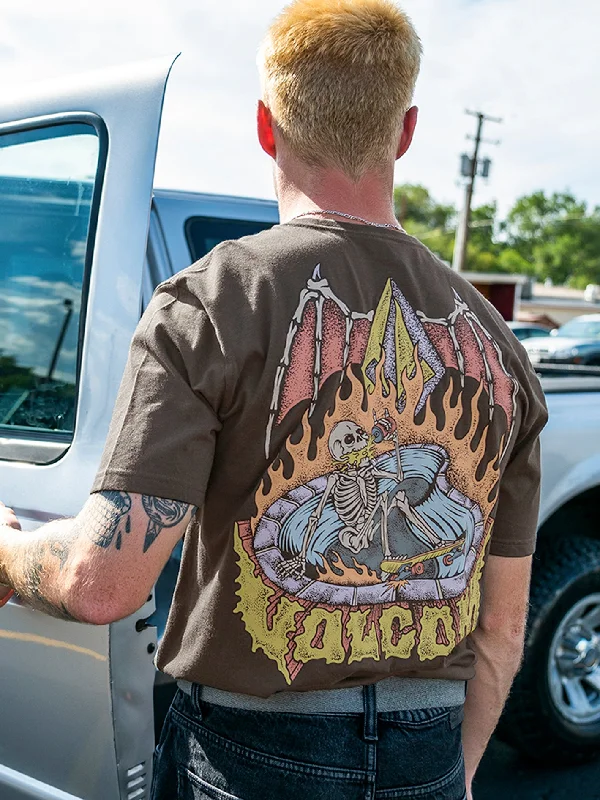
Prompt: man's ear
<box><xmin>396</xmin><ymin>106</ymin><xmax>418</xmax><ymax>160</ymax></box>
<box><xmin>257</xmin><ymin>100</ymin><xmax>277</xmax><ymax>159</ymax></box>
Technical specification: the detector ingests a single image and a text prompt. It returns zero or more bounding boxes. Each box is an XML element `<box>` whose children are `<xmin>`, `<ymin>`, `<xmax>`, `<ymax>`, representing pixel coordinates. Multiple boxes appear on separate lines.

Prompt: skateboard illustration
<box><xmin>380</xmin><ymin>536</ymin><xmax>466</xmax><ymax>577</ymax></box>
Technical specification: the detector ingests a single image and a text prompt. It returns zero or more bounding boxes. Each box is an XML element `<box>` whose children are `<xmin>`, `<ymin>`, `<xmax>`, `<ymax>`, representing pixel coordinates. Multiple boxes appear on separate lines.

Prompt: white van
<box><xmin>2</xmin><ymin>57</ymin><xmax>600</xmax><ymax>800</ymax></box>
<box><xmin>0</xmin><ymin>57</ymin><xmax>276</xmax><ymax>800</ymax></box>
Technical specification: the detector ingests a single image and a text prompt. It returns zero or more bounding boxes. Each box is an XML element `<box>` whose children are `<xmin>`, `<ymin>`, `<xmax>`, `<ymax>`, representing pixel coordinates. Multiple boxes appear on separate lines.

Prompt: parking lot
<box><xmin>477</xmin><ymin>738</ymin><xmax>600</xmax><ymax>799</ymax></box>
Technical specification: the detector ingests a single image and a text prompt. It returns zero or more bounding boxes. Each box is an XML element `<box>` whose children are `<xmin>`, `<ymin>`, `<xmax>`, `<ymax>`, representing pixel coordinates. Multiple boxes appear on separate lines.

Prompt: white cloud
<box><xmin>0</xmin><ymin>293</ymin><xmax>58</xmax><ymax>309</ymax></box>
<box><xmin>11</xmin><ymin>275</ymin><xmax>81</xmax><ymax>304</ymax></box>
<box><xmin>21</xmin><ymin>309</ymin><xmax>54</xmax><ymax>326</ymax></box>
<box><xmin>1</xmin><ymin>0</ymin><xmax>599</xmax><ymax>220</ymax></box>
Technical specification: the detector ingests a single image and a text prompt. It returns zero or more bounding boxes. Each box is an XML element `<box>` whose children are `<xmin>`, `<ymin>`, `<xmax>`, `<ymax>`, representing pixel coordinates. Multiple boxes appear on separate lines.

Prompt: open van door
<box><xmin>0</xmin><ymin>57</ymin><xmax>178</xmax><ymax>800</ymax></box>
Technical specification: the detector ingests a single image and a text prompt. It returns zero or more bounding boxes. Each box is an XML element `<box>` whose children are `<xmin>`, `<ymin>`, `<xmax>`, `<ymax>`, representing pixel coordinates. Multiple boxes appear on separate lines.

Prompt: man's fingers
<box><xmin>0</xmin><ymin>505</ymin><xmax>22</xmax><ymax>531</ymax></box>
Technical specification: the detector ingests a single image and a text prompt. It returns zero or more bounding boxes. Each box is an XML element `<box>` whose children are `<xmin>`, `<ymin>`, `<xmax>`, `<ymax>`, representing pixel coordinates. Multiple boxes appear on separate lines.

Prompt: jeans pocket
<box><xmin>376</xmin><ymin>752</ymin><xmax>466</xmax><ymax>800</ymax></box>
<box><xmin>177</xmin><ymin>765</ymin><xmax>244</xmax><ymax>800</ymax></box>
<box><xmin>377</xmin><ymin>706</ymin><xmax>465</xmax><ymax>798</ymax></box>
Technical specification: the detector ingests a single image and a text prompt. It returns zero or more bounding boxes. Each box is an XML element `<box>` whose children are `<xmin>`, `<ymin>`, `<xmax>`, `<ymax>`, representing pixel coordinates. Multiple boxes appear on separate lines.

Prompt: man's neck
<box><xmin>275</xmin><ymin>160</ymin><xmax>399</xmax><ymax>228</ymax></box>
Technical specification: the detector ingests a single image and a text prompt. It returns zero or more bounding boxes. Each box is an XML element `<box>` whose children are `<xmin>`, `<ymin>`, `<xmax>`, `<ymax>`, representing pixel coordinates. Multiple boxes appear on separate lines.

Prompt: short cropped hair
<box><xmin>259</xmin><ymin>0</ymin><xmax>422</xmax><ymax>180</ymax></box>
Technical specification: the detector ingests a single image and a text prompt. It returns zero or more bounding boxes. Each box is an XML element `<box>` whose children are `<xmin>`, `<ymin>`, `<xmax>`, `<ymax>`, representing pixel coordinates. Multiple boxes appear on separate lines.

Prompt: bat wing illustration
<box><xmin>266</xmin><ymin>269</ymin><xmax>517</xmax><ymax>459</ymax></box>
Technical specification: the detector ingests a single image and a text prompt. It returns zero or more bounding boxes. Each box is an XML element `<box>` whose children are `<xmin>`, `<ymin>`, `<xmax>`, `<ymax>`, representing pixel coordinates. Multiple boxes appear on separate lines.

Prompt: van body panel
<box><xmin>152</xmin><ymin>189</ymin><xmax>279</xmax><ymax>276</ymax></box>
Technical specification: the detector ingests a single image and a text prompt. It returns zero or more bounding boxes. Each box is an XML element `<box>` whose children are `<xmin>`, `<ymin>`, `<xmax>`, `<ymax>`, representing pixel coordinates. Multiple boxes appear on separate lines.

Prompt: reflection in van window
<box><xmin>0</xmin><ymin>124</ymin><xmax>99</xmax><ymax>435</ymax></box>
<box><xmin>185</xmin><ymin>216</ymin><xmax>275</xmax><ymax>263</ymax></box>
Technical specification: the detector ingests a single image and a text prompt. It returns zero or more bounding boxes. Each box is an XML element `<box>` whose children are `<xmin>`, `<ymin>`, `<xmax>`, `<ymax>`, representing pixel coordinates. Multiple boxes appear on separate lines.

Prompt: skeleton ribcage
<box><xmin>332</xmin><ymin>468</ymin><xmax>378</xmax><ymax>531</ymax></box>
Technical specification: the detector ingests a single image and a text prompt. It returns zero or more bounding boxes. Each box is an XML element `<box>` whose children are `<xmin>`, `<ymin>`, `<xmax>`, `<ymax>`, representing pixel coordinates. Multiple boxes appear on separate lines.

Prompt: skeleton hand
<box><xmin>276</xmin><ymin>555</ymin><xmax>306</xmax><ymax>581</ymax></box>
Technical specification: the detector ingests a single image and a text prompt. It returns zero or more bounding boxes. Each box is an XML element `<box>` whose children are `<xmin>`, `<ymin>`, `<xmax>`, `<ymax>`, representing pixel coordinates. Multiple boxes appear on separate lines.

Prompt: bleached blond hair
<box><xmin>259</xmin><ymin>0</ymin><xmax>422</xmax><ymax>181</ymax></box>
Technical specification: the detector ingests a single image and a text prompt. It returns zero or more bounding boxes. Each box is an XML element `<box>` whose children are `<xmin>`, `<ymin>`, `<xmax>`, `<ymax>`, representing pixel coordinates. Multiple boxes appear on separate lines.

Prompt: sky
<box><xmin>0</xmin><ymin>0</ymin><xmax>598</xmax><ymax>219</ymax></box>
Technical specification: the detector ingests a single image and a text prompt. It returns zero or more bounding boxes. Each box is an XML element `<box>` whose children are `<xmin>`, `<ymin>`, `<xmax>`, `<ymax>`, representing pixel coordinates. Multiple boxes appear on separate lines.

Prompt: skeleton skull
<box><xmin>328</xmin><ymin>421</ymin><xmax>368</xmax><ymax>462</ymax></box>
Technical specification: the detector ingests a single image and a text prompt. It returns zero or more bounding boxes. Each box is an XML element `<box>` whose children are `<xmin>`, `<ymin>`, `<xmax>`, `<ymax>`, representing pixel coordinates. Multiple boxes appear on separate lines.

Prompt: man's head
<box><xmin>258</xmin><ymin>0</ymin><xmax>422</xmax><ymax>183</ymax></box>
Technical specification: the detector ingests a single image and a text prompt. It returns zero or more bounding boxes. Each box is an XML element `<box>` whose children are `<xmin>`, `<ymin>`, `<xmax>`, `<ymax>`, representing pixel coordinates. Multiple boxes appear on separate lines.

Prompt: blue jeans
<box><xmin>151</xmin><ymin>686</ymin><xmax>466</xmax><ymax>800</ymax></box>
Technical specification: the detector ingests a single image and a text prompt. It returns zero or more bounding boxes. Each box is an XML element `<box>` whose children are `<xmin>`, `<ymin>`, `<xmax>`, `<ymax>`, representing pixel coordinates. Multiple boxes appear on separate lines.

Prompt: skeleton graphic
<box><xmin>276</xmin><ymin>417</ymin><xmax>443</xmax><ymax>581</ymax></box>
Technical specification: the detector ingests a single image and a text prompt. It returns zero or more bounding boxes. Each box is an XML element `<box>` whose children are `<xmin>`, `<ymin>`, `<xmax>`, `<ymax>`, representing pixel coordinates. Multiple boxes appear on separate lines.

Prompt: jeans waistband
<box><xmin>177</xmin><ymin>677</ymin><xmax>466</xmax><ymax>714</ymax></box>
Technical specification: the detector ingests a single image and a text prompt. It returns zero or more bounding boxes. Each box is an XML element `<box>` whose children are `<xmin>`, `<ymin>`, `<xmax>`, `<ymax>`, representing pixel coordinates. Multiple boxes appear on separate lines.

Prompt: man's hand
<box><xmin>0</xmin><ymin>501</ymin><xmax>22</xmax><ymax>532</ymax></box>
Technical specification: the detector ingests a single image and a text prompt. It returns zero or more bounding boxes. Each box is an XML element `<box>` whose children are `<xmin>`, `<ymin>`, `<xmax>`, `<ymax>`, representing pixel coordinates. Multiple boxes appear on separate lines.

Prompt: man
<box><xmin>0</xmin><ymin>1</ymin><xmax>547</xmax><ymax>798</ymax></box>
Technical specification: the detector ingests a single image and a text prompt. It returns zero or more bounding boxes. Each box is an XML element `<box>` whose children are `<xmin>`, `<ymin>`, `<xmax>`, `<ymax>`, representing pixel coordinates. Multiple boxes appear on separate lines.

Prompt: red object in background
<box><xmin>469</xmin><ymin>280</ymin><xmax>517</xmax><ymax>321</ymax></box>
<box><xmin>488</xmin><ymin>283</ymin><xmax>516</xmax><ymax>321</ymax></box>
<box><xmin>0</xmin><ymin>588</ymin><xmax>14</xmax><ymax>608</ymax></box>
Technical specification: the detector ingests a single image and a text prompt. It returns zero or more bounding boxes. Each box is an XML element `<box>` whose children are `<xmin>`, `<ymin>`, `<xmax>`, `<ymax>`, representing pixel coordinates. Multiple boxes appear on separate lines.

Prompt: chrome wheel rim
<box><xmin>548</xmin><ymin>592</ymin><xmax>600</xmax><ymax>725</ymax></box>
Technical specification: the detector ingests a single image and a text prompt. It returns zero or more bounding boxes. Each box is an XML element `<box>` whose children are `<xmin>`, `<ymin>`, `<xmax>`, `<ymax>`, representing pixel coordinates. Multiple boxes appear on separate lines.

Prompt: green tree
<box><xmin>394</xmin><ymin>185</ymin><xmax>508</xmax><ymax>271</ymax></box>
<box><xmin>393</xmin><ymin>184</ymin><xmax>456</xmax><ymax>264</ymax></box>
<box><xmin>503</xmin><ymin>191</ymin><xmax>600</xmax><ymax>287</ymax></box>
<box><xmin>394</xmin><ymin>184</ymin><xmax>600</xmax><ymax>286</ymax></box>
<box><xmin>0</xmin><ymin>352</ymin><xmax>37</xmax><ymax>393</ymax></box>
<box><xmin>497</xmin><ymin>248</ymin><xmax>535</xmax><ymax>277</ymax></box>
<box><xmin>394</xmin><ymin>184</ymin><xmax>455</xmax><ymax>230</ymax></box>
<box><xmin>468</xmin><ymin>203</ymin><xmax>497</xmax><ymax>253</ymax></box>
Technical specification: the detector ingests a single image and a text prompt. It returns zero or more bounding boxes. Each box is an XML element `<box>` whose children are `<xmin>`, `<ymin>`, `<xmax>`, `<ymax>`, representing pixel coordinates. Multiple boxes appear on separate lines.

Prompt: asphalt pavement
<box><xmin>475</xmin><ymin>737</ymin><xmax>600</xmax><ymax>799</ymax></box>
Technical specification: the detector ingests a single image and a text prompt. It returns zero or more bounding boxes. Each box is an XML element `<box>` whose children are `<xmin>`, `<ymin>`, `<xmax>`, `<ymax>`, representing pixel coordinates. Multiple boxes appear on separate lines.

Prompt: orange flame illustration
<box><xmin>316</xmin><ymin>552</ymin><xmax>381</xmax><ymax>586</ymax></box>
<box><xmin>253</xmin><ymin>347</ymin><xmax>501</xmax><ymax>534</ymax></box>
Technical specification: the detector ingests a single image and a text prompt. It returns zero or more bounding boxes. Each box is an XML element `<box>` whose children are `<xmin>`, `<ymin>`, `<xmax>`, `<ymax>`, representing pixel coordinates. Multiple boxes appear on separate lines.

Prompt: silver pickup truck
<box><xmin>1</xmin><ymin>58</ymin><xmax>600</xmax><ymax>800</ymax></box>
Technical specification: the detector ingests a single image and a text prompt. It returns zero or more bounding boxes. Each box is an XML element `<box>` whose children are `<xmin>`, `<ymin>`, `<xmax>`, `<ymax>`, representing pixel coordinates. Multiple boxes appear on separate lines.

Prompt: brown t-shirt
<box><xmin>93</xmin><ymin>219</ymin><xmax>548</xmax><ymax>696</ymax></box>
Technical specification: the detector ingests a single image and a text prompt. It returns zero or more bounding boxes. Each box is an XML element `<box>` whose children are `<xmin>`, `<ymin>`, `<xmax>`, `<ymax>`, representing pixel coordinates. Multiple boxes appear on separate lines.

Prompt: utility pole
<box><xmin>452</xmin><ymin>110</ymin><xmax>502</xmax><ymax>272</ymax></box>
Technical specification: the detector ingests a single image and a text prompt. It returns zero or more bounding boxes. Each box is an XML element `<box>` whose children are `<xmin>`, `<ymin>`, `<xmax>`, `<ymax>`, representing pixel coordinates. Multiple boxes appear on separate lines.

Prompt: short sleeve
<box><xmin>489</xmin><ymin>356</ymin><xmax>549</xmax><ymax>558</ymax></box>
<box><xmin>92</xmin><ymin>280</ymin><xmax>226</xmax><ymax>508</ymax></box>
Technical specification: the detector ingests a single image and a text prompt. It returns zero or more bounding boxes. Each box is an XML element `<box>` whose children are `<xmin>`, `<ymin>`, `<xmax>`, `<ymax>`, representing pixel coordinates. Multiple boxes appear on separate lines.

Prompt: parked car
<box><xmin>523</xmin><ymin>314</ymin><xmax>600</xmax><ymax>366</ymax></box>
<box><xmin>507</xmin><ymin>320</ymin><xmax>553</xmax><ymax>341</ymax></box>
<box><xmin>1</xmin><ymin>58</ymin><xmax>600</xmax><ymax>799</ymax></box>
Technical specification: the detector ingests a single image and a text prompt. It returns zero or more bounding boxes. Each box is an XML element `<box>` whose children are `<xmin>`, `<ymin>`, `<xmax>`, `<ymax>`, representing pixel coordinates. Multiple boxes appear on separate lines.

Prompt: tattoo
<box><xmin>21</xmin><ymin>538</ymin><xmax>78</xmax><ymax>621</ymax></box>
<box><xmin>85</xmin><ymin>492</ymin><xmax>191</xmax><ymax>554</ymax></box>
<box><xmin>50</xmin><ymin>541</ymin><xmax>69</xmax><ymax>570</ymax></box>
<box><xmin>87</xmin><ymin>491</ymin><xmax>132</xmax><ymax>550</ymax></box>
<box><xmin>141</xmin><ymin>496</ymin><xmax>189</xmax><ymax>552</ymax></box>
<box><xmin>2</xmin><ymin>491</ymin><xmax>194</xmax><ymax>621</ymax></box>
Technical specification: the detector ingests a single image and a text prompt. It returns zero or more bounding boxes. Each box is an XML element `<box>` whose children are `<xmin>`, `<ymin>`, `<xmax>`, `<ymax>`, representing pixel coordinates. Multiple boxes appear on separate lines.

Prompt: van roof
<box><xmin>153</xmin><ymin>187</ymin><xmax>278</xmax><ymax>209</ymax></box>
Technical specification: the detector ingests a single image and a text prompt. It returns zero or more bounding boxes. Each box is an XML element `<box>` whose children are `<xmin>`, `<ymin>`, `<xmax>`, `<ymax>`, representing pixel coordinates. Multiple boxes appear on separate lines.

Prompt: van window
<box><xmin>0</xmin><ymin>123</ymin><xmax>99</xmax><ymax>440</ymax></box>
<box><xmin>185</xmin><ymin>216</ymin><xmax>274</xmax><ymax>262</ymax></box>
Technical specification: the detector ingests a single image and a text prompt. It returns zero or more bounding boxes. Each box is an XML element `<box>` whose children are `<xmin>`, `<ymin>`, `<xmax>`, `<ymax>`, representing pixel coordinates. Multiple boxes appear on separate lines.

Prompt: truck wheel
<box><xmin>497</xmin><ymin>534</ymin><xmax>600</xmax><ymax>764</ymax></box>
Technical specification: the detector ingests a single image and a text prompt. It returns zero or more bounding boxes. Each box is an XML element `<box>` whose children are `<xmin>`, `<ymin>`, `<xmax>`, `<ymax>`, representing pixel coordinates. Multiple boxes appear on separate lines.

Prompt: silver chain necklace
<box><xmin>289</xmin><ymin>209</ymin><xmax>403</xmax><ymax>230</ymax></box>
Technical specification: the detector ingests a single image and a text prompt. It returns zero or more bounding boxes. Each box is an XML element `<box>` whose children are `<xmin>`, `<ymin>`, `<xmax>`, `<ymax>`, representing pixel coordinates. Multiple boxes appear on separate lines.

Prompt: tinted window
<box><xmin>0</xmin><ymin>123</ymin><xmax>99</xmax><ymax>437</ymax></box>
<box><xmin>511</xmin><ymin>329</ymin><xmax>529</xmax><ymax>341</ymax></box>
<box><xmin>185</xmin><ymin>216</ymin><xmax>275</xmax><ymax>262</ymax></box>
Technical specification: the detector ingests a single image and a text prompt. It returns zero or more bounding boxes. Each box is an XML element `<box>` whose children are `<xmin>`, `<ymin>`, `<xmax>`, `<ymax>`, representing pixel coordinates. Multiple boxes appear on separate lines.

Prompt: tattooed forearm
<box><xmin>22</xmin><ymin>541</ymin><xmax>78</xmax><ymax>621</ymax></box>
<box><xmin>141</xmin><ymin>496</ymin><xmax>192</xmax><ymax>552</ymax></box>
<box><xmin>0</xmin><ymin>491</ymin><xmax>195</xmax><ymax>623</ymax></box>
<box><xmin>3</xmin><ymin>525</ymin><xmax>80</xmax><ymax>621</ymax></box>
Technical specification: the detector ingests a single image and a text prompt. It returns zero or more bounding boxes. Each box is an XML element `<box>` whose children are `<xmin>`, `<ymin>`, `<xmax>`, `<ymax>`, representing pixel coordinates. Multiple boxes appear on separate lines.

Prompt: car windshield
<box><xmin>556</xmin><ymin>319</ymin><xmax>600</xmax><ymax>339</ymax></box>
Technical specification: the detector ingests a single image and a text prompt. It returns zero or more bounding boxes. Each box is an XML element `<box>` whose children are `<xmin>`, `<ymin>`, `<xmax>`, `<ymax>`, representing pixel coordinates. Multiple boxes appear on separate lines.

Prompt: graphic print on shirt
<box><xmin>234</xmin><ymin>266</ymin><xmax>517</xmax><ymax>684</ymax></box>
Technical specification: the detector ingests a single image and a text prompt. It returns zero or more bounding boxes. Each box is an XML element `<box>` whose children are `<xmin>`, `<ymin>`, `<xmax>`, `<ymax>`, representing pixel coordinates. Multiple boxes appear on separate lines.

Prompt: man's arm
<box><xmin>0</xmin><ymin>492</ymin><xmax>195</xmax><ymax>624</ymax></box>
<box><xmin>462</xmin><ymin>554</ymin><xmax>532</xmax><ymax>798</ymax></box>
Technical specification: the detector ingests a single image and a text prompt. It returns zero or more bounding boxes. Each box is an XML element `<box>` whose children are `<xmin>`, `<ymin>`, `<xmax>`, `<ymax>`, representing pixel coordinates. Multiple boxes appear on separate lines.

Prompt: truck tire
<box><xmin>497</xmin><ymin>534</ymin><xmax>600</xmax><ymax>764</ymax></box>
